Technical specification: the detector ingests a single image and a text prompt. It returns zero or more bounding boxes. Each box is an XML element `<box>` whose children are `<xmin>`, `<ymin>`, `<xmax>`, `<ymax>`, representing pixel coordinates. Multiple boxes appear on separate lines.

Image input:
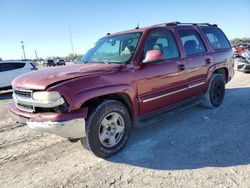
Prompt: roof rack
<box><xmin>152</xmin><ymin>21</ymin><xmax>217</xmax><ymax>27</ymax></box>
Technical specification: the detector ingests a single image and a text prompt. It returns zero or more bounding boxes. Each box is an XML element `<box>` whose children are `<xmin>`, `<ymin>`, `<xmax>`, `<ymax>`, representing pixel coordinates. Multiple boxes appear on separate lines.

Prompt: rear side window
<box><xmin>144</xmin><ymin>30</ymin><xmax>180</xmax><ymax>60</ymax></box>
<box><xmin>0</xmin><ymin>62</ymin><xmax>25</xmax><ymax>72</ymax></box>
<box><xmin>179</xmin><ymin>30</ymin><xmax>206</xmax><ymax>56</ymax></box>
<box><xmin>201</xmin><ymin>27</ymin><xmax>231</xmax><ymax>50</ymax></box>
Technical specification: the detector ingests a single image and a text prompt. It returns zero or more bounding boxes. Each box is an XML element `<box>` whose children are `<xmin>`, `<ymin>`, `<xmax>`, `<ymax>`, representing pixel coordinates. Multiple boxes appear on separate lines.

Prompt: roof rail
<box><xmin>151</xmin><ymin>22</ymin><xmax>217</xmax><ymax>27</ymax></box>
<box><xmin>151</xmin><ymin>21</ymin><xmax>180</xmax><ymax>27</ymax></box>
<box><xmin>178</xmin><ymin>22</ymin><xmax>218</xmax><ymax>27</ymax></box>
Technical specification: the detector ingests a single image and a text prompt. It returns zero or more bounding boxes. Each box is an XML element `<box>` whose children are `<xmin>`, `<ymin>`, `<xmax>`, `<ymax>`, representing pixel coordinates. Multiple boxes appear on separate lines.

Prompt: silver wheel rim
<box><xmin>98</xmin><ymin>112</ymin><xmax>125</xmax><ymax>148</ymax></box>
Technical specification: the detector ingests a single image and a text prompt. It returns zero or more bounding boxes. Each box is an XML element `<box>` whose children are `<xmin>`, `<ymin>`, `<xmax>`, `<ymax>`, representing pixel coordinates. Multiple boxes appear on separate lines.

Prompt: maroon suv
<box><xmin>10</xmin><ymin>22</ymin><xmax>234</xmax><ymax>158</ymax></box>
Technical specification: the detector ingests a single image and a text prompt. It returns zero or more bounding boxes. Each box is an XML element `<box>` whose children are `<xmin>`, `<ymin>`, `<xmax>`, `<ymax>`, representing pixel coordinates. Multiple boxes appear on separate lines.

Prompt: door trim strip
<box><xmin>188</xmin><ymin>81</ymin><xmax>205</xmax><ymax>89</ymax></box>
<box><xmin>142</xmin><ymin>81</ymin><xmax>205</xmax><ymax>103</ymax></box>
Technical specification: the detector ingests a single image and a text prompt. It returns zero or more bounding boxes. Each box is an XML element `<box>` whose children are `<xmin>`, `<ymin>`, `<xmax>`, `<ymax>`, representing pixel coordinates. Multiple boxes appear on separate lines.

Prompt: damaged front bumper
<box><xmin>235</xmin><ymin>57</ymin><xmax>250</xmax><ymax>72</ymax></box>
<box><xmin>9</xmin><ymin>103</ymin><xmax>87</xmax><ymax>139</ymax></box>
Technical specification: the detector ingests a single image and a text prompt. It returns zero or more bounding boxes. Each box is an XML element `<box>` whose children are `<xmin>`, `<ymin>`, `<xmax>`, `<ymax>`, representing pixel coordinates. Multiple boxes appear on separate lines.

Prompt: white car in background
<box><xmin>0</xmin><ymin>60</ymin><xmax>37</xmax><ymax>90</ymax></box>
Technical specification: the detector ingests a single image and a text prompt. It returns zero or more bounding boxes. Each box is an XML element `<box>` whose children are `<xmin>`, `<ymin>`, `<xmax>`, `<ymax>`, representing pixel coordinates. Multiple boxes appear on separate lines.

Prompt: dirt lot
<box><xmin>0</xmin><ymin>71</ymin><xmax>250</xmax><ymax>188</ymax></box>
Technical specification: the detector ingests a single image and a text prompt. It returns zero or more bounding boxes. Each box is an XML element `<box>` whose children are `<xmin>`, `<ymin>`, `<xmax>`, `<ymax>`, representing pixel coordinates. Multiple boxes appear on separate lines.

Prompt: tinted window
<box><xmin>179</xmin><ymin>30</ymin><xmax>206</xmax><ymax>56</ymax></box>
<box><xmin>202</xmin><ymin>27</ymin><xmax>231</xmax><ymax>50</ymax></box>
<box><xmin>0</xmin><ymin>63</ymin><xmax>25</xmax><ymax>72</ymax></box>
<box><xmin>47</xmin><ymin>60</ymin><xmax>54</xmax><ymax>65</ymax></box>
<box><xmin>144</xmin><ymin>30</ymin><xmax>179</xmax><ymax>60</ymax></box>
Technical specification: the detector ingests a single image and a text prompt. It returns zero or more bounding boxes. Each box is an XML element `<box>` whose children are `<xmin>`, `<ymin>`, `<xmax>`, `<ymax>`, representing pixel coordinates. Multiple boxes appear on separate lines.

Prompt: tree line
<box><xmin>35</xmin><ymin>53</ymin><xmax>83</xmax><ymax>62</ymax></box>
<box><xmin>230</xmin><ymin>37</ymin><xmax>250</xmax><ymax>46</ymax></box>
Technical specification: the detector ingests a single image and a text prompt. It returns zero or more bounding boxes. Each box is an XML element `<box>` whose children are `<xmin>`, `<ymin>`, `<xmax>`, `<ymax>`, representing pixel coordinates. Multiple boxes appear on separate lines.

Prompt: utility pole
<box><xmin>68</xmin><ymin>27</ymin><xmax>75</xmax><ymax>57</ymax></box>
<box><xmin>35</xmin><ymin>50</ymin><xmax>38</xmax><ymax>60</ymax></box>
<box><xmin>20</xmin><ymin>41</ymin><xmax>26</xmax><ymax>60</ymax></box>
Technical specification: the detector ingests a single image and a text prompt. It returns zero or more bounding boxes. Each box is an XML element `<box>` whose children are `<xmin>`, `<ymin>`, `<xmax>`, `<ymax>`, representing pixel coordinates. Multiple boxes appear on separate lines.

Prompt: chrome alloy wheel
<box><xmin>98</xmin><ymin>112</ymin><xmax>125</xmax><ymax>147</ymax></box>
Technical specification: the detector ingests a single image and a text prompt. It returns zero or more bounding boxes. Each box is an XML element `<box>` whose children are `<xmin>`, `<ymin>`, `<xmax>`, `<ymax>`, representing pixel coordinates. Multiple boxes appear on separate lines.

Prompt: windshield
<box><xmin>82</xmin><ymin>32</ymin><xmax>142</xmax><ymax>64</ymax></box>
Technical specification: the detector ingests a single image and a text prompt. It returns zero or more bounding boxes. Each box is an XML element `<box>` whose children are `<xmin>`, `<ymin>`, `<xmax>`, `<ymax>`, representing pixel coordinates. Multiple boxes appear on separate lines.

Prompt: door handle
<box><xmin>205</xmin><ymin>58</ymin><xmax>211</xmax><ymax>64</ymax></box>
<box><xmin>178</xmin><ymin>64</ymin><xmax>185</xmax><ymax>71</ymax></box>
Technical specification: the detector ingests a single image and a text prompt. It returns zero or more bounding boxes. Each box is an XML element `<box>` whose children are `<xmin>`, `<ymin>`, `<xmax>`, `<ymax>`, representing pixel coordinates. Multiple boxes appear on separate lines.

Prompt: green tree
<box><xmin>230</xmin><ymin>37</ymin><xmax>250</xmax><ymax>46</ymax></box>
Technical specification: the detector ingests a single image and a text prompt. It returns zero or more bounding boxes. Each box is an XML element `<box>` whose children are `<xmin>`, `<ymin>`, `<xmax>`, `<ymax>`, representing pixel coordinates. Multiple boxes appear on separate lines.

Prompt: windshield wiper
<box><xmin>99</xmin><ymin>60</ymin><xmax>111</xmax><ymax>64</ymax></box>
<box><xmin>82</xmin><ymin>60</ymin><xmax>111</xmax><ymax>64</ymax></box>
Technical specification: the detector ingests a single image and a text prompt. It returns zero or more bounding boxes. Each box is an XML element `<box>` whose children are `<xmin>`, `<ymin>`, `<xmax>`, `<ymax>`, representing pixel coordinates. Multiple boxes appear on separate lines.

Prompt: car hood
<box><xmin>12</xmin><ymin>64</ymin><xmax>122</xmax><ymax>90</ymax></box>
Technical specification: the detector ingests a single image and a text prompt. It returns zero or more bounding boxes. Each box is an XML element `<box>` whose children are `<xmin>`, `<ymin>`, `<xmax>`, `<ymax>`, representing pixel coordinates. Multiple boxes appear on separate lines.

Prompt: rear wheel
<box><xmin>202</xmin><ymin>74</ymin><xmax>225</xmax><ymax>108</ymax></box>
<box><xmin>81</xmin><ymin>100</ymin><xmax>131</xmax><ymax>158</ymax></box>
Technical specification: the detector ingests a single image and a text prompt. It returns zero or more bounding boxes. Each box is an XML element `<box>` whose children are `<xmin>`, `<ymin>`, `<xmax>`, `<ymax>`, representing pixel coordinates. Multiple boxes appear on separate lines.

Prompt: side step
<box><xmin>134</xmin><ymin>97</ymin><xmax>204</xmax><ymax>128</ymax></box>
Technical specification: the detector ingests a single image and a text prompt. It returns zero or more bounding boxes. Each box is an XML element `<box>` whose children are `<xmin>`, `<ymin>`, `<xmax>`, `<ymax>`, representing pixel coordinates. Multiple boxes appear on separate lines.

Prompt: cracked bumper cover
<box><xmin>9</xmin><ymin>103</ymin><xmax>88</xmax><ymax>139</ymax></box>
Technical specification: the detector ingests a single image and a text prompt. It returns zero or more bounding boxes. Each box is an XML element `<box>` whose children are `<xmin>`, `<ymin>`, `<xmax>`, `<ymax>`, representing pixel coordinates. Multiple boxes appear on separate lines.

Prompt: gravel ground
<box><xmin>0</xmin><ymin>71</ymin><xmax>250</xmax><ymax>188</ymax></box>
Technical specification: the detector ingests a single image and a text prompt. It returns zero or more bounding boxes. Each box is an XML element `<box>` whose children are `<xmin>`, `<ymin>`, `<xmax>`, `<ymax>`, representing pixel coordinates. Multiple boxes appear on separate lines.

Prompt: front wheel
<box><xmin>202</xmin><ymin>74</ymin><xmax>225</xmax><ymax>108</ymax></box>
<box><xmin>81</xmin><ymin>100</ymin><xmax>131</xmax><ymax>158</ymax></box>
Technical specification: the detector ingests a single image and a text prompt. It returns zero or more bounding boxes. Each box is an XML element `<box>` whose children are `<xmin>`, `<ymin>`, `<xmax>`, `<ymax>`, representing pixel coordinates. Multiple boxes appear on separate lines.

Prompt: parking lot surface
<box><xmin>0</xmin><ymin>71</ymin><xmax>250</xmax><ymax>188</ymax></box>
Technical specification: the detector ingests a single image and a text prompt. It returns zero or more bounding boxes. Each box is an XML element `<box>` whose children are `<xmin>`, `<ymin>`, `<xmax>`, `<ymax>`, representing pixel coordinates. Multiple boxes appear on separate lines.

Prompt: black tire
<box><xmin>81</xmin><ymin>100</ymin><xmax>131</xmax><ymax>158</ymax></box>
<box><xmin>202</xmin><ymin>74</ymin><xmax>225</xmax><ymax>108</ymax></box>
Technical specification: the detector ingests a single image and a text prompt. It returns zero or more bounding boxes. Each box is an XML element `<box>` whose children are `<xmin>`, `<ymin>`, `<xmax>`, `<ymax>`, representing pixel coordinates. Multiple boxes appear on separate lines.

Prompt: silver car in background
<box><xmin>0</xmin><ymin>60</ymin><xmax>37</xmax><ymax>90</ymax></box>
<box><xmin>235</xmin><ymin>48</ymin><xmax>250</xmax><ymax>72</ymax></box>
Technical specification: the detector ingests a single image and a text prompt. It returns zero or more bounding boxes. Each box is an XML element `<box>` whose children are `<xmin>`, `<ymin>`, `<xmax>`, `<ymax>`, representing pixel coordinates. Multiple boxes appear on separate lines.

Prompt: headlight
<box><xmin>32</xmin><ymin>91</ymin><xmax>62</xmax><ymax>102</ymax></box>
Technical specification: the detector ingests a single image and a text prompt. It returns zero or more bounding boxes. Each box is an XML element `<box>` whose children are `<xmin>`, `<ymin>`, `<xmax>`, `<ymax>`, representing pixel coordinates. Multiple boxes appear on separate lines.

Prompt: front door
<box><xmin>136</xmin><ymin>29</ymin><xmax>189</xmax><ymax>115</ymax></box>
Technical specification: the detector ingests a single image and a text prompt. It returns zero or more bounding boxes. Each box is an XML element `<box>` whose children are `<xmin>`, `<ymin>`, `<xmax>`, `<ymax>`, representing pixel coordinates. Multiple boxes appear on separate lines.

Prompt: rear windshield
<box><xmin>201</xmin><ymin>27</ymin><xmax>231</xmax><ymax>50</ymax></box>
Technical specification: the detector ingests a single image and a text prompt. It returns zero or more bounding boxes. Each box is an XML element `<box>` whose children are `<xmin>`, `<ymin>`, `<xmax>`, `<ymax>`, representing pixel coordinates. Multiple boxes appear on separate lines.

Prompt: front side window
<box><xmin>201</xmin><ymin>27</ymin><xmax>231</xmax><ymax>50</ymax></box>
<box><xmin>83</xmin><ymin>32</ymin><xmax>142</xmax><ymax>64</ymax></box>
<box><xmin>179</xmin><ymin>30</ymin><xmax>206</xmax><ymax>56</ymax></box>
<box><xmin>144</xmin><ymin>30</ymin><xmax>179</xmax><ymax>60</ymax></box>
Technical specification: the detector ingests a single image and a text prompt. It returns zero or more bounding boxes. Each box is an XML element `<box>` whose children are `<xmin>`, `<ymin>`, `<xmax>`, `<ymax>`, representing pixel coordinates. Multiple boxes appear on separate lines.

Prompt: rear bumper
<box><xmin>9</xmin><ymin>103</ymin><xmax>87</xmax><ymax>139</ymax></box>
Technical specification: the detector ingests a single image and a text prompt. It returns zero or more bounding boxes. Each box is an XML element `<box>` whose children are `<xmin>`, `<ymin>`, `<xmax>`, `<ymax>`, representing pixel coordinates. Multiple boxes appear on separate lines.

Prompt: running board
<box><xmin>134</xmin><ymin>96</ymin><xmax>204</xmax><ymax>128</ymax></box>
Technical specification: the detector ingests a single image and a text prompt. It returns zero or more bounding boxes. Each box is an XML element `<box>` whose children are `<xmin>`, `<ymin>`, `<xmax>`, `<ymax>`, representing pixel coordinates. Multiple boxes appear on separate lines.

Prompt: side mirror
<box><xmin>142</xmin><ymin>50</ymin><xmax>164</xmax><ymax>64</ymax></box>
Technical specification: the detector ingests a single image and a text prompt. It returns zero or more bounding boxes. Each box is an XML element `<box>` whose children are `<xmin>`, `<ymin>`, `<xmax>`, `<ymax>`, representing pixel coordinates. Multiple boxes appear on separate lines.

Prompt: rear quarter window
<box><xmin>201</xmin><ymin>27</ymin><xmax>231</xmax><ymax>50</ymax></box>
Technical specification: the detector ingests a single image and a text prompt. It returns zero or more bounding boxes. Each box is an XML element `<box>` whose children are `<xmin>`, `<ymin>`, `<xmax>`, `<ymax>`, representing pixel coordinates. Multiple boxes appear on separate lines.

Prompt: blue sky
<box><xmin>0</xmin><ymin>0</ymin><xmax>249</xmax><ymax>60</ymax></box>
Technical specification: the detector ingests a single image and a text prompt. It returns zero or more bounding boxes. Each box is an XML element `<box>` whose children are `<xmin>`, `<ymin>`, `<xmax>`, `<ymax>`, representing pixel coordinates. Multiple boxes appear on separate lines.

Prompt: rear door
<box><xmin>176</xmin><ymin>28</ymin><xmax>211</xmax><ymax>97</ymax></box>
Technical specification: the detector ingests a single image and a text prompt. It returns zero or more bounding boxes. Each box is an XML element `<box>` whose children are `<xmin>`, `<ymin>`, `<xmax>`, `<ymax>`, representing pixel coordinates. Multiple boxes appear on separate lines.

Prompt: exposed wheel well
<box><xmin>213</xmin><ymin>67</ymin><xmax>228</xmax><ymax>83</ymax></box>
<box><xmin>82</xmin><ymin>93</ymin><xmax>134</xmax><ymax>120</ymax></box>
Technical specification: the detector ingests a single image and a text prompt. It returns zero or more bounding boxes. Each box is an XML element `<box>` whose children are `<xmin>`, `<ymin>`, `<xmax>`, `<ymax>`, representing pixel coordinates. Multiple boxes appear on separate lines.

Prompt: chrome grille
<box><xmin>14</xmin><ymin>89</ymin><xmax>32</xmax><ymax>98</ymax></box>
<box><xmin>13</xmin><ymin>89</ymin><xmax>34</xmax><ymax>112</ymax></box>
<box><xmin>17</xmin><ymin>103</ymin><xmax>34</xmax><ymax>112</ymax></box>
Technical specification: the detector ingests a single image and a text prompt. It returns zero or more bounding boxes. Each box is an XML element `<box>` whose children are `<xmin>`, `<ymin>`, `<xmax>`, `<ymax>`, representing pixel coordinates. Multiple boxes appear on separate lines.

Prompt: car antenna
<box><xmin>135</xmin><ymin>22</ymin><xmax>139</xmax><ymax>29</ymax></box>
